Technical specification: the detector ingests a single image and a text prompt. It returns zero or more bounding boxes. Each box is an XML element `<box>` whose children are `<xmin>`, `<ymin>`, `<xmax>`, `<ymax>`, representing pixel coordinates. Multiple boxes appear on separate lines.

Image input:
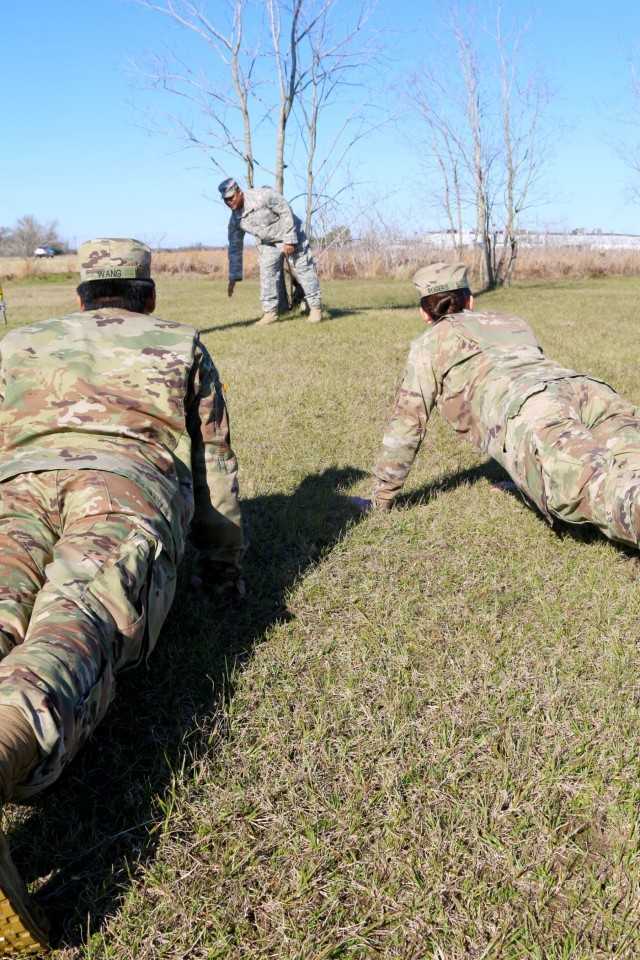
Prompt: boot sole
<box><xmin>0</xmin><ymin>832</ymin><xmax>50</xmax><ymax>957</ymax></box>
<box><xmin>0</xmin><ymin>888</ymin><xmax>49</xmax><ymax>955</ymax></box>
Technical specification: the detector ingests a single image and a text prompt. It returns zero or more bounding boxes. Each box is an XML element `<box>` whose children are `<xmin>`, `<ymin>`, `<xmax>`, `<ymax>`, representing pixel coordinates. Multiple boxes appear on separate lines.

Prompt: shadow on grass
<box><xmin>318</xmin><ymin>303</ymin><xmax>417</xmax><ymax>320</ymax></box>
<box><xmin>199</xmin><ymin>314</ymin><xmax>316</xmax><ymax>333</ymax></box>
<box><xmin>402</xmin><ymin>458</ymin><xmax>639</xmax><ymax>554</ymax></box>
<box><xmin>199</xmin><ymin>316</ymin><xmax>261</xmax><ymax>333</ymax></box>
<box><xmin>200</xmin><ymin>307</ymin><xmax>348</xmax><ymax>332</ymax></box>
<box><xmin>199</xmin><ymin>299</ymin><xmax>419</xmax><ymax>333</ymax></box>
<box><xmin>8</xmin><ymin>465</ymin><xmax>366</xmax><ymax>952</ymax></box>
<box><xmin>398</xmin><ymin>459</ymin><xmax>511</xmax><ymax>507</ymax></box>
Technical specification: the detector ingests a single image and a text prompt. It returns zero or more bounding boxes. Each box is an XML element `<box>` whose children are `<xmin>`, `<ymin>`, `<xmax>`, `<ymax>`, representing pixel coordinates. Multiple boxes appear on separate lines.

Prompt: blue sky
<box><xmin>3</xmin><ymin>0</ymin><xmax>640</xmax><ymax>249</ymax></box>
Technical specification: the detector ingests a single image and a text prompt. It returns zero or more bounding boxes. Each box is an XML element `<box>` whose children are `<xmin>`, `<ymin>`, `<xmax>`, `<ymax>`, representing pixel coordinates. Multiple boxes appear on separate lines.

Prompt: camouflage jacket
<box><xmin>0</xmin><ymin>310</ymin><xmax>244</xmax><ymax>570</ymax></box>
<box><xmin>228</xmin><ymin>187</ymin><xmax>301</xmax><ymax>280</ymax></box>
<box><xmin>372</xmin><ymin>309</ymin><xmax>585</xmax><ymax>506</ymax></box>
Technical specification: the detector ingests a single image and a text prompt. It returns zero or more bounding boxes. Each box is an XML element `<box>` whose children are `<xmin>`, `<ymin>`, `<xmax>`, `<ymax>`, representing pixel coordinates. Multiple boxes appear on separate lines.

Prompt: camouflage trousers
<box><xmin>504</xmin><ymin>376</ymin><xmax>640</xmax><ymax>546</ymax></box>
<box><xmin>257</xmin><ymin>233</ymin><xmax>322</xmax><ymax>312</ymax></box>
<box><xmin>0</xmin><ymin>470</ymin><xmax>178</xmax><ymax>798</ymax></box>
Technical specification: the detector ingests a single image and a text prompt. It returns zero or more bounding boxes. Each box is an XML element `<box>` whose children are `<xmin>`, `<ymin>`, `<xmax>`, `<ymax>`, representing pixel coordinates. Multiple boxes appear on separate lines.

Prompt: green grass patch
<box><xmin>5</xmin><ymin>275</ymin><xmax>640</xmax><ymax>958</ymax></box>
<box><xmin>3</xmin><ymin>272</ymin><xmax>78</xmax><ymax>285</ymax></box>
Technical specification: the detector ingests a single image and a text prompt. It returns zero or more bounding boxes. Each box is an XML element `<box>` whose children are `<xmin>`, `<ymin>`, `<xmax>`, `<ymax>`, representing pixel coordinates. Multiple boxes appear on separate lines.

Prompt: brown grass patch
<box><xmin>3</xmin><ymin>243</ymin><xmax>640</xmax><ymax>288</ymax></box>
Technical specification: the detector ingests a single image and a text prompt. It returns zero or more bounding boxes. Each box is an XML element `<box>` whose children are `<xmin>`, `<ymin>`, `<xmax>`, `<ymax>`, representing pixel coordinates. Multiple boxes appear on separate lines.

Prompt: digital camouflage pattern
<box><xmin>0</xmin><ymin>309</ymin><xmax>243</xmax><ymax>794</ymax></box>
<box><xmin>218</xmin><ymin>177</ymin><xmax>240</xmax><ymax>199</ymax></box>
<box><xmin>255</xmin><ymin>234</ymin><xmax>322</xmax><ymax>313</ymax></box>
<box><xmin>226</xmin><ymin>186</ymin><xmax>322</xmax><ymax>311</ymax></box>
<box><xmin>372</xmin><ymin>308</ymin><xmax>640</xmax><ymax>548</ymax></box>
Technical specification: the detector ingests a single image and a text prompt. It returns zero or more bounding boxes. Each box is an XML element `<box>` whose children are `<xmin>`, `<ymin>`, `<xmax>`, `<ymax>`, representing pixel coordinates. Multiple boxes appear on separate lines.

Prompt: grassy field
<box><xmin>4</xmin><ymin>273</ymin><xmax>640</xmax><ymax>958</ymax></box>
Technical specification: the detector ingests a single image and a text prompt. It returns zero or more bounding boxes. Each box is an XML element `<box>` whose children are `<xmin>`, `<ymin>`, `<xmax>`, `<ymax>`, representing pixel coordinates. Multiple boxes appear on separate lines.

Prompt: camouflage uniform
<box><xmin>227</xmin><ymin>187</ymin><xmax>322</xmax><ymax>312</ymax></box>
<box><xmin>372</xmin><ymin>307</ymin><xmax>640</xmax><ymax>548</ymax></box>
<box><xmin>0</xmin><ymin>280</ymin><xmax>243</xmax><ymax>796</ymax></box>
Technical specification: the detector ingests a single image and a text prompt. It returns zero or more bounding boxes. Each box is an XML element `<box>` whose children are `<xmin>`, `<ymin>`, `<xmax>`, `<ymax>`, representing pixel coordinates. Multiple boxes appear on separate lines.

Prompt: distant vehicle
<box><xmin>33</xmin><ymin>245</ymin><xmax>55</xmax><ymax>258</ymax></box>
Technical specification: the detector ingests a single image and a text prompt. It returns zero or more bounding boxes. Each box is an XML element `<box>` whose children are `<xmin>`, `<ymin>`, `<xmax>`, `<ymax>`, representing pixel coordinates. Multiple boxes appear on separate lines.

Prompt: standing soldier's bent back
<box><xmin>0</xmin><ymin>238</ymin><xmax>244</xmax><ymax>954</ymax></box>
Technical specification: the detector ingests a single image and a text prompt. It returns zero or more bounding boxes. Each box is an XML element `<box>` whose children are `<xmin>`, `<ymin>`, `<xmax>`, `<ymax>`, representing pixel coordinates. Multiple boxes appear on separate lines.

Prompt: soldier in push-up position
<box><xmin>0</xmin><ymin>237</ymin><xmax>244</xmax><ymax>954</ymax></box>
<box><xmin>360</xmin><ymin>261</ymin><xmax>640</xmax><ymax>552</ymax></box>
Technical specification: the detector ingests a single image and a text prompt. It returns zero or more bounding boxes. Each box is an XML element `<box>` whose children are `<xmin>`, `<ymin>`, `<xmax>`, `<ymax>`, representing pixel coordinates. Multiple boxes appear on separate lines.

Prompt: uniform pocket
<box><xmin>81</xmin><ymin>527</ymin><xmax>157</xmax><ymax>672</ymax></box>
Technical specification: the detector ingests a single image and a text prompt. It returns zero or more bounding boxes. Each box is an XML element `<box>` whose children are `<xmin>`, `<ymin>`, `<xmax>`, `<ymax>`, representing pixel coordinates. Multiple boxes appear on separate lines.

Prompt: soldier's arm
<box><xmin>186</xmin><ymin>342</ymin><xmax>245</xmax><ymax>585</ymax></box>
<box><xmin>266</xmin><ymin>191</ymin><xmax>298</xmax><ymax>245</ymax></box>
<box><xmin>371</xmin><ymin>342</ymin><xmax>440</xmax><ymax>509</ymax></box>
<box><xmin>228</xmin><ymin>217</ymin><xmax>245</xmax><ymax>282</ymax></box>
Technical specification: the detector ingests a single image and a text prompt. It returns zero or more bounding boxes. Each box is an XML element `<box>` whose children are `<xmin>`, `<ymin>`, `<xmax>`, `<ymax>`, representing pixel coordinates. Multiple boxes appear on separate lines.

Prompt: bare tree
<box><xmin>627</xmin><ymin>52</ymin><xmax>640</xmax><ymax>202</ymax></box>
<box><xmin>1</xmin><ymin>217</ymin><xmax>64</xmax><ymax>258</ymax></box>
<box><xmin>266</xmin><ymin>0</ymin><xmax>303</xmax><ymax>193</ymax></box>
<box><xmin>131</xmin><ymin>0</ymin><xmax>383</xmax><ymax>233</ymax></box>
<box><xmin>409</xmin><ymin>5</ymin><xmax>553</xmax><ymax>287</ymax></box>
<box><xmin>132</xmin><ymin>0</ymin><xmax>260</xmax><ymax>186</ymax></box>
<box><xmin>0</xmin><ymin>227</ymin><xmax>12</xmax><ymax>256</ymax></box>
<box><xmin>607</xmin><ymin>46</ymin><xmax>640</xmax><ymax>206</ymax></box>
<box><xmin>293</xmin><ymin>0</ymin><xmax>385</xmax><ymax>237</ymax></box>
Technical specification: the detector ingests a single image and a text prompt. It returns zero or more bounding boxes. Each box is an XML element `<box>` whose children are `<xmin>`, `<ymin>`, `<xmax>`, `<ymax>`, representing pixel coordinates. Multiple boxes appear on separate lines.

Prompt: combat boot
<box><xmin>298</xmin><ymin>299</ymin><xmax>309</xmax><ymax>315</ymax></box>
<box><xmin>307</xmin><ymin>306</ymin><xmax>323</xmax><ymax>324</ymax></box>
<box><xmin>0</xmin><ymin>828</ymin><xmax>50</xmax><ymax>955</ymax></box>
<box><xmin>254</xmin><ymin>312</ymin><xmax>278</xmax><ymax>327</ymax></box>
<box><xmin>0</xmin><ymin>706</ymin><xmax>49</xmax><ymax>955</ymax></box>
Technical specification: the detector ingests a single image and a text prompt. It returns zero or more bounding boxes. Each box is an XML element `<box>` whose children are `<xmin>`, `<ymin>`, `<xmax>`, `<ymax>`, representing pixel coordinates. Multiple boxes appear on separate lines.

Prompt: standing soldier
<box><xmin>219</xmin><ymin>177</ymin><xmax>324</xmax><ymax>327</ymax></box>
<box><xmin>362</xmin><ymin>261</ymin><xmax>640</xmax><ymax>549</ymax></box>
<box><xmin>0</xmin><ymin>238</ymin><xmax>244</xmax><ymax>954</ymax></box>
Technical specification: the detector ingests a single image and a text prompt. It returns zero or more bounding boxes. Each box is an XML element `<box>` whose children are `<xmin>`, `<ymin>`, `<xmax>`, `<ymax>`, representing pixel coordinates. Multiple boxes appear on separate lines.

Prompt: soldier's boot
<box><xmin>0</xmin><ymin>829</ymin><xmax>50</xmax><ymax>956</ymax></box>
<box><xmin>298</xmin><ymin>299</ymin><xmax>309</xmax><ymax>315</ymax></box>
<box><xmin>254</xmin><ymin>312</ymin><xmax>279</xmax><ymax>328</ymax></box>
<box><xmin>307</xmin><ymin>306</ymin><xmax>323</xmax><ymax>324</ymax></box>
<box><xmin>0</xmin><ymin>707</ymin><xmax>49</xmax><ymax>956</ymax></box>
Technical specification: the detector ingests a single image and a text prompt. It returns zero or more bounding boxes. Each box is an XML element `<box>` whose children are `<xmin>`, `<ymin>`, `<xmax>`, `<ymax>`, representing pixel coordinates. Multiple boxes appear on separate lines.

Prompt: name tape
<box><xmin>82</xmin><ymin>266</ymin><xmax>138</xmax><ymax>280</ymax></box>
<box><xmin>421</xmin><ymin>279</ymin><xmax>469</xmax><ymax>294</ymax></box>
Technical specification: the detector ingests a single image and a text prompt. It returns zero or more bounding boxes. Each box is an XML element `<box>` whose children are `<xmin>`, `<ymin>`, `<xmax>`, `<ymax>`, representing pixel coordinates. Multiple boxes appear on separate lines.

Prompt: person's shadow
<box><xmin>7</xmin><ymin>465</ymin><xmax>366</xmax><ymax>951</ymax></box>
<box><xmin>401</xmin><ymin>457</ymin><xmax>629</xmax><ymax>550</ymax></box>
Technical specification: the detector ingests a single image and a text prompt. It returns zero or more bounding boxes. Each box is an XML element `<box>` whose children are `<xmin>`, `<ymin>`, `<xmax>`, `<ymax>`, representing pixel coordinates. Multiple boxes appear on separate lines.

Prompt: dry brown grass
<box><xmin>0</xmin><ymin>255</ymin><xmax>77</xmax><ymax>279</ymax></box>
<box><xmin>2</xmin><ymin>242</ymin><xmax>640</xmax><ymax>288</ymax></box>
<box><xmin>152</xmin><ymin>243</ymin><xmax>640</xmax><ymax>285</ymax></box>
<box><xmin>514</xmin><ymin>246</ymin><xmax>640</xmax><ymax>281</ymax></box>
<box><xmin>152</xmin><ymin>248</ymin><xmax>254</xmax><ymax>277</ymax></box>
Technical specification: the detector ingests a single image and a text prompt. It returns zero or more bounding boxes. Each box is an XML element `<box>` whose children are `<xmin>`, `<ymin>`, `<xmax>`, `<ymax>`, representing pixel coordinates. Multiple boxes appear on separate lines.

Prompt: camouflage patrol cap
<box><xmin>78</xmin><ymin>238</ymin><xmax>151</xmax><ymax>282</ymax></box>
<box><xmin>413</xmin><ymin>262</ymin><xmax>469</xmax><ymax>297</ymax></box>
<box><xmin>219</xmin><ymin>177</ymin><xmax>240</xmax><ymax>199</ymax></box>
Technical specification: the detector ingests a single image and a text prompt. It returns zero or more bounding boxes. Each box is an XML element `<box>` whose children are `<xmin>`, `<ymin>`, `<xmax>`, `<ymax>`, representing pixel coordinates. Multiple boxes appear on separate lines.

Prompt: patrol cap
<box><xmin>218</xmin><ymin>177</ymin><xmax>240</xmax><ymax>199</ymax></box>
<box><xmin>78</xmin><ymin>238</ymin><xmax>151</xmax><ymax>282</ymax></box>
<box><xmin>413</xmin><ymin>262</ymin><xmax>469</xmax><ymax>297</ymax></box>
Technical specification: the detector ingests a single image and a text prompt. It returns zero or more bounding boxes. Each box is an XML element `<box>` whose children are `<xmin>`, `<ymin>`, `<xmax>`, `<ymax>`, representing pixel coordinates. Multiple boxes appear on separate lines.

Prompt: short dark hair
<box><xmin>420</xmin><ymin>287</ymin><xmax>471</xmax><ymax>321</ymax></box>
<box><xmin>76</xmin><ymin>279</ymin><xmax>155</xmax><ymax>313</ymax></box>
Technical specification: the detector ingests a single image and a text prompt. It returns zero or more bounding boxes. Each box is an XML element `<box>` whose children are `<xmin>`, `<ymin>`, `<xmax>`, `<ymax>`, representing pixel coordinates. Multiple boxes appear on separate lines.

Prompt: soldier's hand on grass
<box><xmin>491</xmin><ymin>480</ymin><xmax>517</xmax><ymax>493</ymax></box>
<box><xmin>228</xmin><ymin>281</ymin><xmax>237</xmax><ymax>298</ymax></box>
<box><xmin>190</xmin><ymin>569</ymin><xmax>246</xmax><ymax>602</ymax></box>
<box><xmin>347</xmin><ymin>496</ymin><xmax>373</xmax><ymax>512</ymax></box>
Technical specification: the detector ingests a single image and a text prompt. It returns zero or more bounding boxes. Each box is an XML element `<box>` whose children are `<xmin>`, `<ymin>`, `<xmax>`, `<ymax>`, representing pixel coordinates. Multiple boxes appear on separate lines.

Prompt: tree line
<box><xmin>6</xmin><ymin>3</ymin><xmax>640</xmax><ymax>290</ymax></box>
<box><xmin>129</xmin><ymin>0</ymin><xmax>640</xmax><ymax>289</ymax></box>
<box><xmin>0</xmin><ymin>216</ymin><xmax>67</xmax><ymax>258</ymax></box>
